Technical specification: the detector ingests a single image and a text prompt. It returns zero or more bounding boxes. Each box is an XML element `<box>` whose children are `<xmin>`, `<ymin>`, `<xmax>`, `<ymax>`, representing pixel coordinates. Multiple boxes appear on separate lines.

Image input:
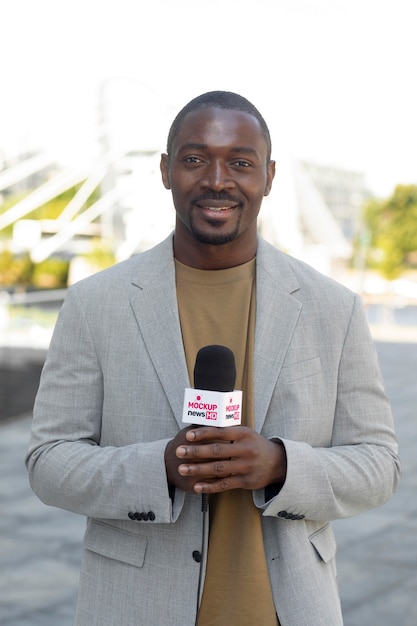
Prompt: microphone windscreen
<box><xmin>194</xmin><ymin>345</ymin><xmax>236</xmax><ymax>392</ymax></box>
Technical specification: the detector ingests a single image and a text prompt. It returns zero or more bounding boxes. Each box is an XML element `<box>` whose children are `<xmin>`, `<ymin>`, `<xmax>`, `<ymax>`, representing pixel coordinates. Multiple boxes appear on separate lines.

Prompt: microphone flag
<box><xmin>182</xmin><ymin>345</ymin><xmax>242</xmax><ymax>427</ymax></box>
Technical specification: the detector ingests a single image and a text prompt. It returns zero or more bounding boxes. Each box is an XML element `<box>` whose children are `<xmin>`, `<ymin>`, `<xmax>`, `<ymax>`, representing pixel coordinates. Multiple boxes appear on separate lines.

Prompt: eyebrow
<box><xmin>178</xmin><ymin>143</ymin><xmax>260</xmax><ymax>156</ymax></box>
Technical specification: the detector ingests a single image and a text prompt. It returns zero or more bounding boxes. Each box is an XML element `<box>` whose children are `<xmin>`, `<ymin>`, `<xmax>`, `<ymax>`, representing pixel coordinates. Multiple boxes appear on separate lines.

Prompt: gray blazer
<box><xmin>26</xmin><ymin>235</ymin><xmax>399</xmax><ymax>626</ymax></box>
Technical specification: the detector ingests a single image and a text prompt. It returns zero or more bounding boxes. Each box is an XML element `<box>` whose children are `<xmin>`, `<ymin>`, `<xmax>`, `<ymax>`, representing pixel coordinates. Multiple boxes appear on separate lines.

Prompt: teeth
<box><xmin>206</xmin><ymin>206</ymin><xmax>229</xmax><ymax>211</ymax></box>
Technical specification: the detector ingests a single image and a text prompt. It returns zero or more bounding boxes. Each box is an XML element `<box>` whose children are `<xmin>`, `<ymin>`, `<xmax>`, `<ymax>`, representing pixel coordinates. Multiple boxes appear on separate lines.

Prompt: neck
<box><xmin>173</xmin><ymin>218</ymin><xmax>258</xmax><ymax>269</ymax></box>
<box><xmin>173</xmin><ymin>234</ymin><xmax>257</xmax><ymax>270</ymax></box>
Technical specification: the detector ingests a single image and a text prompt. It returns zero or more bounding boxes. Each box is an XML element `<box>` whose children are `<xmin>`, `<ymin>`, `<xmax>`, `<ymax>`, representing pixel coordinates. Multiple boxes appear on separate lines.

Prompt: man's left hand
<box><xmin>175</xmin><ymin>426</ymin><xmax>287</xmax><ymax>494</ymax></box>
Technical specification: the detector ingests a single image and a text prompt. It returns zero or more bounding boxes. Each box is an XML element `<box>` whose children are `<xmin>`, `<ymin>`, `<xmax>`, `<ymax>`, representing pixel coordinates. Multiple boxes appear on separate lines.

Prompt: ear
<box><xmin>264</xmin><ymin>160</ymin><xmax>276</xmax><ymax>196</ymax></box>
<box><xmin>160</xmin><ymin>153</ymin><xmax>171</xmax><ymax>190</ymax></box>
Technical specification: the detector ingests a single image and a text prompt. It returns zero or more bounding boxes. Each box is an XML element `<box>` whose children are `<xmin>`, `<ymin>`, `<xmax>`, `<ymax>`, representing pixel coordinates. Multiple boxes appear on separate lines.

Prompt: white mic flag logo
<box><xmin>182</xmin><ymin>389</ymin><xmax>242</xmax><ymax>427</ymax></box>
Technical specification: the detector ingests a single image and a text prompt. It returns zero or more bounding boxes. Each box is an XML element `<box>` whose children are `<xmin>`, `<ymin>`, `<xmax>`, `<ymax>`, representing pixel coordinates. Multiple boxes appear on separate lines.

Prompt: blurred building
<box><xmin>301</xmin><ymin>161</ymin><xmax>371</xmax><ymax>241</ymax></box>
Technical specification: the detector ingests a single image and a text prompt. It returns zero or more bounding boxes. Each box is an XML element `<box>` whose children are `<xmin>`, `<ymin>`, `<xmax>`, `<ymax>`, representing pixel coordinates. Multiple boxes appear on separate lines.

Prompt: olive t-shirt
<box><xmin>175</xmin><ymin>258</ymin><xmax>279</xmax><ymax>626</ymax></box>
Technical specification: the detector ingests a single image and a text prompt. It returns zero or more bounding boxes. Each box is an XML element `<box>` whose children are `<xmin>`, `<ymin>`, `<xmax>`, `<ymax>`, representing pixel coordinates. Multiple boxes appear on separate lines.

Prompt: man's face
<box><xmin>160</xmin><ymin>107</ymin><xmax>275</xmax><ymax>264</ymax></box>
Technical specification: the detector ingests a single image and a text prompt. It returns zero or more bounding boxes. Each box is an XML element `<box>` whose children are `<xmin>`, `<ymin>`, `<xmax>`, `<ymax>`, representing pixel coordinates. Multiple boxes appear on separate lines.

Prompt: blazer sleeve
<box><xmin>254</xmin><ymin>295</ymin><xmax>400</xmax><ymax>521</ymax></box>
<box><xmin>25</xmin><ymin>285</ymin><xmax>184</xmax><ymax>523</ymax></box>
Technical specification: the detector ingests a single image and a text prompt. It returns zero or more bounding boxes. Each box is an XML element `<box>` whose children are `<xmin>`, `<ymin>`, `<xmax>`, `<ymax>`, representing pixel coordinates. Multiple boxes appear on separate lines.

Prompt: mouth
<box><xmin>202</xmin><ymin>205</ymin><xmax>237</xmax><ymax>212</ymax></box>
<box><xmin>195</xmin><ymin>200</ymin><xmax>239</xmax><ymax>212</ymax></box>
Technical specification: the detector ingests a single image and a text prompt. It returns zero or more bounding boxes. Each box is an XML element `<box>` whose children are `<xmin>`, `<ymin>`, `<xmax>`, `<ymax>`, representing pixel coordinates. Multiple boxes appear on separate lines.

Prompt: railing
<box><xmin>0</xmin><ymin>289</ymin><xmax>66</xmax><ymax>348</ymax></box>
<box><xmin>2</xmin><ymin>288</ymin><xmax>67</xmax><ymax>305</ymax></box>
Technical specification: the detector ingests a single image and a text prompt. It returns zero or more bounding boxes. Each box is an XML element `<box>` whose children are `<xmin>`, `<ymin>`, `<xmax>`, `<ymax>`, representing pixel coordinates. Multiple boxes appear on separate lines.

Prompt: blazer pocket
<box><xmin>84</xmin><ymin>520</ymin><xmax>147</xmax><ymax>568</ymax></box>
<box><xmin>280</xmin><ymin>356</ymin><xmax>322</xmax><ymax>384</ymax></box>
<box><xmin>309</xmin><ymin>523</ymin><xmax>336</xmax><ymax>564</ymax></box>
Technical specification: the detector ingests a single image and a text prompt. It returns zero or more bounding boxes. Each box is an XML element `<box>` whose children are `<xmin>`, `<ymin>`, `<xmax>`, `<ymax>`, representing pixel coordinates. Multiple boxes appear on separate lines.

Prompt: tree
<box><xmin>362</xmin><ymin>184</ymin><xmax>417</xmax><ymax>280</ymax></box>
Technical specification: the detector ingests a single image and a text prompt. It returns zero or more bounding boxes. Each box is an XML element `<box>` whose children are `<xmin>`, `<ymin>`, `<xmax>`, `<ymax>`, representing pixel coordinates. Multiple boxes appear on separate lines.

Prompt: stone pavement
<box><xmin>333</xmin><ymin>340</ymin><xmax>417</xmax><ymax>626</ymax></box>
<box><xmin>0</xmin><ymin>347</ymin><xmax>46</xmax><ymax>422</ymax></box>
<box><xmin>1</xmin><ymin>338</ymin><xmax>416</xmax><ymax>625</ymax></box>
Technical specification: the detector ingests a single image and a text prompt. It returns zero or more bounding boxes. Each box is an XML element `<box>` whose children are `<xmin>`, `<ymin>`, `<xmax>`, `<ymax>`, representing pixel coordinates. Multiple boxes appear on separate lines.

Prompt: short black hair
<box><xmin>166</xmin><ymin>91</ymin><xmax>272</xmax><ymax>161</ymax></box>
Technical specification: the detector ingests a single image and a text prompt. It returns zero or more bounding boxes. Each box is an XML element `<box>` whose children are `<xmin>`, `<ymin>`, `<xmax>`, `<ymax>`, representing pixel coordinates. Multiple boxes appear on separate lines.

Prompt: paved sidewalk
<box><xmin>0</xmin><ymin>417</ymin><xmax>85</xmax><ymax>626</ymax></box>
<box><xmin>333</xmin><ymin>340</ymin><xmax>417</xmax><ymax>626</ymax></box>
<box><xmin>1</xmin><ymin>339</ymin><xmax>416</xmax><ymax>625</ymax></box>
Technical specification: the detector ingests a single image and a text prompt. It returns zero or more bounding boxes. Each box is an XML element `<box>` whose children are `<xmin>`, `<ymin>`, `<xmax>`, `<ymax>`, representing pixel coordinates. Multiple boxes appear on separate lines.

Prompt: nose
<box><xmin>201</xmin><ymin>159</ymin><xmax>233</xmax><ymax>191</ymax></box>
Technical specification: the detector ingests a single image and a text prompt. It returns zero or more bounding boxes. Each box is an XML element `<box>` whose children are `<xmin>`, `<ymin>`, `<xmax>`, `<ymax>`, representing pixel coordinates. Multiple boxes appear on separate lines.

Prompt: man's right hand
<box><xmin>165</xmin><ymin>426</ymin><xmax>197</xmax><ymax>493</ymax></box>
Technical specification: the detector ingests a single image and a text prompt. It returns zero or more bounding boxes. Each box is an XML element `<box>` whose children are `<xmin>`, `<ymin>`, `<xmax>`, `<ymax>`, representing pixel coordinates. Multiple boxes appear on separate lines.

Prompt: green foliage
<box><xmin>0</xmin><ymin>249</ymin><xmax>33</xmax><ymax>287</ymax></box>
<box><xmin>0</xmin><ymin>248</ymin><xmax>69</xmax><ymax>290</ymax></box>
<box><xmin>32</xmin><ymin>257</ymin><xmax>69</xmax><ymax>289</ymax></box>
<box><xmin>80</xmin><ymin>239</ymin><xmax>116</xmax><ymax>271</ymax></box>
<box><xmin>362</xmin><ymin>184</ymin><xmax>417</xmax><ymax>280</ymax></box>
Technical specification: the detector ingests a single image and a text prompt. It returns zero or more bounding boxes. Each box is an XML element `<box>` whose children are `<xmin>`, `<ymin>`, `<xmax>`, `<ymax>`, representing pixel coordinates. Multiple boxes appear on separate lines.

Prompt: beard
<box><xmin>188</xmin><ymin>191</ymin><xmax>243</xmax><ymax>245</ymax></box>
<box><xmin>188</xmin><ymin>212</ymin><xmax>242</xmax><ymax>245</ymax></box>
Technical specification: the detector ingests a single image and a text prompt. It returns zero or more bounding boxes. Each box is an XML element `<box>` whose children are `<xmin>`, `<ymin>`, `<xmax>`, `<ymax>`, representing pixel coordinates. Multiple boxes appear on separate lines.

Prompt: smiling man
<box><xmin>161</xmin><ymin>104</ymin><xmax>275</xmax><ymax>264</ymax></box>
<box><xmin>26</xmin><ymin>91</ymin><xmax>400</xmax><ymax>626</ymax></box>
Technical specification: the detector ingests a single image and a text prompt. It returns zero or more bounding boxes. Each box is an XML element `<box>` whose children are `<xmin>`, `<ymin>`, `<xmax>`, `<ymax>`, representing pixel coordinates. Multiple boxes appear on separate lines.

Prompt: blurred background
<box><xmin>1</xmin><ymin>1</ymin><xmax>417</xmax><ymax>387</ymax></box>
<box><xmin>1</xmin><ymin>1</ymin><xmax>417</xmax><ymax>364</ymax></box>
<box><xmin>0</xmin><ymin>2</ymin><xmax>417</xmax><ymax>623</ymax></box>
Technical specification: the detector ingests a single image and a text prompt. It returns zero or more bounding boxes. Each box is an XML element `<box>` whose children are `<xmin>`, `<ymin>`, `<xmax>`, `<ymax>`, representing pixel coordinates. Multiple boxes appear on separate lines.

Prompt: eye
<box><xmin>233</xmin><ymin>160</ymin><xmax>251</xmax><ymax>168</ymax></box>
<box><xmin>184</xmin><ymin>156</ymin><xmax>203</xmax><ymax>164</ymax></box>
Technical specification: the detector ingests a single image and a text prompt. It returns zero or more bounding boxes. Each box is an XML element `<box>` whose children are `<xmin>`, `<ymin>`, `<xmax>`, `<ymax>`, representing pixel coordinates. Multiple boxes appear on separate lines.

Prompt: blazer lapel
<box><xmin>129</xmin><ymin>237</ymin><xmax>189</xmax><ymax>429</ymax></box>
<box><xmin>254</xmin><ymin>239</ymin><xmax>302</xmax><ymax>432</ymax></box>
<box><xmin>128</xmin><ymin>236</ymin><xmax>302</xmax><ymax>433</ymax></box>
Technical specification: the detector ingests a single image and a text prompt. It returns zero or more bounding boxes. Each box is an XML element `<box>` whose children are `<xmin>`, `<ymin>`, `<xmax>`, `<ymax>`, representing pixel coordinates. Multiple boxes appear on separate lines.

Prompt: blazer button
<box><xmin>192</xmin><ymin>550</ymin><xmax>202</xmax><ymax>563</ymax></box>
<box><xmin>130</xmin><ymin>512</ymin><xmax>145</xmax><ymax>521</ymax></box>
<box><xmin>128</xmin><ymin>510</ymin><xmax>156</xmax><ymax>521</ymax></box>
<box><xmin>277</xmin><ymin>510</ymin><xmax>288</xmax><ymax>518</ymax></box>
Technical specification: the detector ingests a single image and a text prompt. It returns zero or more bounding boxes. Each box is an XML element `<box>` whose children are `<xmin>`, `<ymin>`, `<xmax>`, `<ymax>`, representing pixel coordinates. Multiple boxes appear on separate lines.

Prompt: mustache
<box><xmin>191</xmin><ymin>192</ymin><xmax>241</xmax><ymax>205</ymax></box>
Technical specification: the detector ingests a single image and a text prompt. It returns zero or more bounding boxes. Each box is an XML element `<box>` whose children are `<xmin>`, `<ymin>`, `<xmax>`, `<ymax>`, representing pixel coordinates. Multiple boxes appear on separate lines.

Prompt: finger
<box><xmin>178</xmin><ymin>459</ymin><xmax>232</xmax><ymax>478</ymax></box>
<box><xmin>185</xmin><ymin>427</ymin><xmax>224</xmax><ymax>442</ymax></box>
<box><xmin>176</xmin><ymin>441</ymin><xmax>234</xmax><ymax>460</ymax></box>
<box><xmin>186</xmin><ymin>425</ymin><xmax>244</xmax><ymax>443</ymax></box>
<box><xmin>194</xmin><ymin>475</ymin><xmax>245</xmax><ymax>493</ymax></box>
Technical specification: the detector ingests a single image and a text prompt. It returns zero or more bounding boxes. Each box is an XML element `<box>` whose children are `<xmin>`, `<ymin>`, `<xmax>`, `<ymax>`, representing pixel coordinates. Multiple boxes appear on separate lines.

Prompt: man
<box><xmin>26</xmin><ymin>91</ymin><xmax>400</xmax><ymax>625</ymax></box>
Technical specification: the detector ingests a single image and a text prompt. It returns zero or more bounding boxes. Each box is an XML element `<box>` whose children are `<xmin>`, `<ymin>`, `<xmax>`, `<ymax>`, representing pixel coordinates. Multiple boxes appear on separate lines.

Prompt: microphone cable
<box><xmin>195</xmin><ymin>494</ymin><xmax>209</xmax><ymax>624</ymax></box>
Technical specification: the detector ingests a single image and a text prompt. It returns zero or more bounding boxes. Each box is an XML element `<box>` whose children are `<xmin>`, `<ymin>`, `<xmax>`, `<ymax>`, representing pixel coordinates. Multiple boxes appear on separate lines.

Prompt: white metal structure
<box><xmin>0</xmin><ymin>153</ymin><xmax>55</xmax><ymax>192</ymax></box>
<box><xmin>0</xmin><ymin>81</ymin><xmax>352</xmax><ymax>272</ymax></box>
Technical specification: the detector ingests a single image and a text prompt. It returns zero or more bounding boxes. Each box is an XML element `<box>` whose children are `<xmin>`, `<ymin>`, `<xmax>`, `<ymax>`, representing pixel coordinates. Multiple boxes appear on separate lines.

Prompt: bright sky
<box><xmin>1</xmin><ymin>0</ymin><xmax>416</xmax><ymax>197</ymax></box>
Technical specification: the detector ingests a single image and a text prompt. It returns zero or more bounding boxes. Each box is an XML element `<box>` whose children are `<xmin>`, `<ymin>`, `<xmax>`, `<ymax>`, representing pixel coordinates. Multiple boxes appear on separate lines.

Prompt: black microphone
<box><xmin>186</xmin><ymin>345</ymin><xmax>240</xmax><ymax>517</ymax></box>
<box><xmin>193</xmin><ymin>345</ymin><xmax>236</xmax><ymax>392</ymax></box>
<box><xmin>182</xmin><ymin>345</ymin><xmax>242</xmax><ymax>427</ymax></box>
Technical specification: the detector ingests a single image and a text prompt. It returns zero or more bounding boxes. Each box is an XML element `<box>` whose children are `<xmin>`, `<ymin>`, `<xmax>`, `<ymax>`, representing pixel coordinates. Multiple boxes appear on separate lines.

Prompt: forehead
<box><xmin>172</xmin><ymin>107</ymin><xmax>268</xmax><ymax>157</ymax></box>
